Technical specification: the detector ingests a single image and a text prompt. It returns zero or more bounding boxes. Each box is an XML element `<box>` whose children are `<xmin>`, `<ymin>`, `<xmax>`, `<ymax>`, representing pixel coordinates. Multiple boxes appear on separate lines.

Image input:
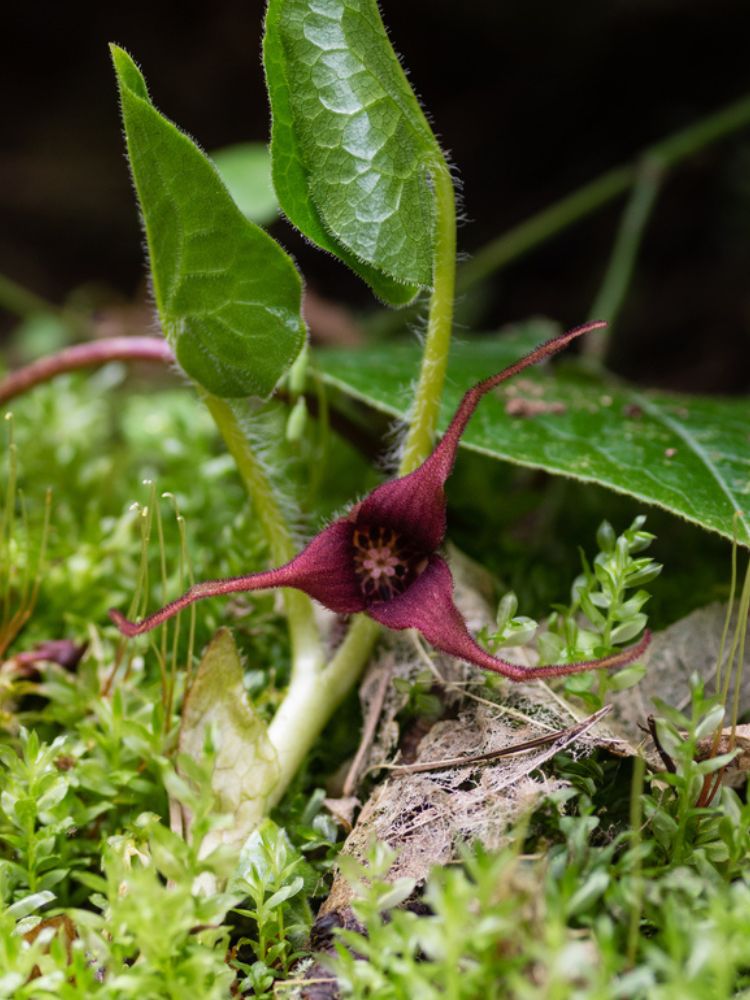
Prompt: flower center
<box><xmin>352</xmin><ymin>524</ymin><xmax>423</xmax><ymax>603</ymax></box>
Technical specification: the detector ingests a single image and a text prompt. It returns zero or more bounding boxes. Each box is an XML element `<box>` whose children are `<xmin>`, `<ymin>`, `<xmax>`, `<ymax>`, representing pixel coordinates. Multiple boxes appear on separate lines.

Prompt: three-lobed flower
<box><xmin>111</xmin><ymin>322</ymin><xmax>650</xmax><ymax>681</ymax></box>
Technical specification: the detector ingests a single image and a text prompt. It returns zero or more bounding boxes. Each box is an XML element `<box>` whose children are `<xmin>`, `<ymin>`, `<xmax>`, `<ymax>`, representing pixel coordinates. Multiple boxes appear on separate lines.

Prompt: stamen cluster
<box><xmin>352</xmin><ymin>525</ymin><xmax>423</xmax><ymax>602</ymax></box>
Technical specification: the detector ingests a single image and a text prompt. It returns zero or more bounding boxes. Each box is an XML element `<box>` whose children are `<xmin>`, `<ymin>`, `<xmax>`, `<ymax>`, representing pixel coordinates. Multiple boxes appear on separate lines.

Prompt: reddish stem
<box><xmin>0</xmin><ymin>337</ymin><xmax>175</xmax><ymax>405</ymax></box>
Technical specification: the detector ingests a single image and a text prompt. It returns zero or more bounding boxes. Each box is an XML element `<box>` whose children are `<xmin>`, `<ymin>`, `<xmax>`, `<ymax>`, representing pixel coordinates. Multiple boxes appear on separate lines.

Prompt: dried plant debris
<box><xmin>325</xmin><ymin>553</ymin><xmax>637</xmax><ymax>879</ymax></box>
<box><xmin>694</xmin><ymin>724</ymin><xmax>750</xmax><ymax>786</ymax></box>
<box><xmin>504</xmin><ymin>397</ymin><xmax>567</xmax><ymax>418</ymax></box>
<box><xmin>320</xmin><ymin>657</ymin><xmax>616</xmax><ymax>937</ymax></box>
<box><xmin>305</xmin><ymin>548</ymin><xmax>652</xmax><ymax>996</ymax></box>
<box><xmin>610</xmin><ymin>602</ymin><xmax>750</xmax><ymax>744</ymax></box>
<box><xmin>303</xmin><ymin>655</ymin><xmax>618</xmax><ymax>999</ymax></box>
<box><xmin>324</xmin><ymin>696</ymin><xmax>608</xmax><ymax>905</ymax></box>
<box><xmin>382</xmin><ymin>706</ymin><xmax>611</xmax><ymax>775</ymax></box>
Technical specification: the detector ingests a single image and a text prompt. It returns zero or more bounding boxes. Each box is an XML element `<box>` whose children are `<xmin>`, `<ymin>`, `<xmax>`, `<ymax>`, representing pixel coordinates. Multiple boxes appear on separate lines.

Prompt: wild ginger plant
<box><xmin>2</xmin><ymin>2</ymin><xmax>750</xmax><ymax>994</ymax></box>
<box><xmin>3</xmin><ymin>0</ymin><xmax>748</xmax><ymax>843</ymax></box>
<box><xmin>99</xmin><ymin>12</ymin><xmax>654</xmax><ymax>827</ymax></box>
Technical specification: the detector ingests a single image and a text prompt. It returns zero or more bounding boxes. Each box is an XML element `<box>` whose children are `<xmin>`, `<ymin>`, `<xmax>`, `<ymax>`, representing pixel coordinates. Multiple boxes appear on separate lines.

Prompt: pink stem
<box><xmin>0</xmin><ymin>337</ymin><xmax>176</xmax><ymax>405</ymax></box>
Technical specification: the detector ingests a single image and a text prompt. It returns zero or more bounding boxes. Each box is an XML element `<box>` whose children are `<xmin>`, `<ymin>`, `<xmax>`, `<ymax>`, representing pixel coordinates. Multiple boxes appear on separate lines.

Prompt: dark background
<box><xmin>3</xmin><ymin>0</ymin><xmax>750</xmax><ymax>391</ymax></box>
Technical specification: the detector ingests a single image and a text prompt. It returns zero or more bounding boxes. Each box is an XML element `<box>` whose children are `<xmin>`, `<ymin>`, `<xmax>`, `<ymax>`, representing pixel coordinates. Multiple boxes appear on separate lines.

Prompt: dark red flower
<box><xmin>110</xmin><ymin>322</ymin><xmax>650</xmax><ymax>680</ymax></box>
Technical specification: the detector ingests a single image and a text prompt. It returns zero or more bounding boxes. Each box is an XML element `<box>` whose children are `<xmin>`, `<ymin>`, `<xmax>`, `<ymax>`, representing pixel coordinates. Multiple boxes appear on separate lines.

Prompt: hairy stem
<box><xmin>584</xmin><ymin>156</ymin><xmax>664</xmax><ymax>363</ymax></box>
<box><xmin>399</xmin><ymin>162</ymin><xmax>457</xmax><ymax>474</ymax></box>
<box><xmin>201</xmin><ymin>394</ymin><xmax>323</xmax><ymax>680</ymax></box>
<box><xmin>266</xmin><ymin>161</ymin><xmax>457</xmax><ymax>806</ymax></box>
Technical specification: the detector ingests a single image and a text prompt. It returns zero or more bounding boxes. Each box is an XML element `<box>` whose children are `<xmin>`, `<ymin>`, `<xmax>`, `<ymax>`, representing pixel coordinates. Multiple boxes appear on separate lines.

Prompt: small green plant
<box><xmin>553</xmin><ymin>516</ymin><xmax>661</xmax><ymax>706</ymax></box>
<box><xmin>393</xmin><ymin>669</ymin><xmax>444</xmax><ymax>724</ymax></box>
<box><xmin>0</xmin><ymin>418</ymin><xmax>50</xmax><ymax>661</ymax></box>
<box><xmin>0</xmin><ymin>728</ymin><xmax>78</xmax><ymax>899</ymax></box>
<box><xmin>481</xmin><ymin>517</ymin><xmax>660</xmax><ymax>709</ymax></box>
<box><xmin>328</xmin><ymin>726</ymin><xmax>750</xmax><ymax>1000</ymax></box>
<box><xmin>644</xmin><ymin>679</ymin><xmax>744</xmax><ymax>871</ymax></box>
<box><xmin>229</xmin><ymin>820</ymin><xmax>313</xmax><ymax>997</ymax></box>
<box><xmin>480</xmin><ymin>590</ymin><xmax>538</xmax><ymax>651</ymax></box>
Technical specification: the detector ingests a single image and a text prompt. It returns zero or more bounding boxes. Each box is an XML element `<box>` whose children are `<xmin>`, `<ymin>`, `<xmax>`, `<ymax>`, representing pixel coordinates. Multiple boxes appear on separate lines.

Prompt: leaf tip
<box><xmin>109</xmin><ymin>44</ymin><xmax>149</xmax><ymax>101</ymax></box>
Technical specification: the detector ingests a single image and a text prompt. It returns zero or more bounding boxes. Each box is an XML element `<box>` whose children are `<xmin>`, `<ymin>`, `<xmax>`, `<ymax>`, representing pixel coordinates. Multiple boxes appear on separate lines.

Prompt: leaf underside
<box><xmin>264</xmin><ymin>0</ymin><xmax>442</xmax><ymax>305</ymax></box>
<box><xmin>320</xmin><ymin>322</ymin><xmax>750</xmax><ymax>547</ymax></box>
<box><xmin>179</xmin><ymin>628</ymin><xmax>280</xmax><ymax>850</ymax></box>
<box><xmin>112</xmin><ymin>46</ymin><xmax>306</xmax><ymax>399</ymax></box>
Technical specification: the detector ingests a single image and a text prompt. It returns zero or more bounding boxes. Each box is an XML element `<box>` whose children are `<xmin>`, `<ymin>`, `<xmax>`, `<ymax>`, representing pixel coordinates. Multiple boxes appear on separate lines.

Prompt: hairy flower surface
<box><xmin>111</xmin><ymin>322</ymin><xmax>650</xmax><ymax>680</ymax></box>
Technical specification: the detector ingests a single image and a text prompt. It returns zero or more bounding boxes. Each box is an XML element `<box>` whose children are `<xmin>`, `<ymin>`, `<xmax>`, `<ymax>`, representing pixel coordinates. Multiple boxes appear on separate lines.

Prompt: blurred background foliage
<box><xmin>2</xmin><ymin>0</ymin><xmax>750</xmax><ymax>391</ymax></box>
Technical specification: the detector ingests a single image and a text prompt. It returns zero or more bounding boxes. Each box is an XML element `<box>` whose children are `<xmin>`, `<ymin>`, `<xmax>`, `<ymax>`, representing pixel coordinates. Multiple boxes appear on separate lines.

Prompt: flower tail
<box><xmin>110</xmin><ymin>519</ymin><xmax>366</xmax><ymax>636</ymax></box>
<box><xmin>368</xmin><ymin>555</ymin><xmax>650</xmax><ymax>683</ymax></box>
<box><xmin>426</xmin><ymin>320</ymin><xmax>607</xmax><ymax>482</ymax></box>
<box><xmin>475</xmin><ymin>629</ymin><xmax>651</xmax><ymax>682</ymax></box>
<box><xmin>109</xmin><ymin>570</ymin><xmax>301</xmax><ymax>637</ymax></box>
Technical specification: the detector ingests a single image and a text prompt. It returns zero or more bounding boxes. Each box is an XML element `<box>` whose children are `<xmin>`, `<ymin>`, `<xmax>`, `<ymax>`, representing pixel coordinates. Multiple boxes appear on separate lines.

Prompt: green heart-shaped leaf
<box><xmin>320</xmin><ymin>322</ymin><xmax>750</xmax><ymax>546</ymax></box>
<box><xmin>112</xmin><ymin>46</ymin><xmax>305</xmax><ymax>399</ymax></box>
<box><xmin>264</xmin><ymin>0</ymin><xmax>444</xmax><ymax>304</ymax></box>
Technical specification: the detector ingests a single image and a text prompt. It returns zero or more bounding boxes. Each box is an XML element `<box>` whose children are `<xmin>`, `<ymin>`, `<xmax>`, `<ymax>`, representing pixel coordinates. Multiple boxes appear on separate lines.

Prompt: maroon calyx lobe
<box><xmin>355</xmin><ymin>471</ymin><xmax>447</xmax><ymax>555</ymax></box>
<box><xmin>110</xmin><ymin>518</ymin><xmax>365</xmax><ymax>637</ymax></box>
<box><xmin>368</xmin><ymin>554</ymin><xmax>652</xmax><ymax>680</ymax></box>
<box><xmin>354</xmin><ymin>321</ymin><xmax>607</xmax><ymax>555</ymax></box>
<box><xmin>109</xmin><ymin>319</ymin><xmax>652</xmax><ymax>685</ymax></box>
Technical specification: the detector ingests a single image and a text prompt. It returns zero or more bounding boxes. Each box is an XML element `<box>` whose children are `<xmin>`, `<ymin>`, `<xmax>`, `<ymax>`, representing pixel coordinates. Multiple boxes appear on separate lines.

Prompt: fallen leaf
<box><xmin>179</xmin><ymin>628</ymin><xmax>280</xmax><ymax>854</ymax></box>
<box><xmin>3</xmin><ymin>639</ymin><xmax>87</xmax><ymax>677</ymax></box>
<box><xmin>24</xmin><ymin>914</ymin><xmax>77</xmax><ymax>981</ymax></box>
<box><xmin>610</xmin><ymin>602</ymin><xmax>750</xmax><ymax>745</ymax></box>
<box><xmin>322</xmin><ymin>796</ymin><xmax>360</xmax><ymax>832</ymax></box>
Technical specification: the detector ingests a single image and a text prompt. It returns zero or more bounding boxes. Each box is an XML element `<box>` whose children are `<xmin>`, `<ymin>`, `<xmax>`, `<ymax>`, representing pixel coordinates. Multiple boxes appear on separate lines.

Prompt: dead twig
<box><xmin>375</xmin><ymin>704</ymin><xmax>613</xmax><ymax>776</ymax></box>
<box><xmin>342</xmin><ymin>657</ymin><xmax>394</xmax><ymax>798</ymax></box>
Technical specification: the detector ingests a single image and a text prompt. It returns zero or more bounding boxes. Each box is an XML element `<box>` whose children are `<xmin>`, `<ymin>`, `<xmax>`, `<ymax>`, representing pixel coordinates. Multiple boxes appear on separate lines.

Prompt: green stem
<box><xmin>399</xmin><ymin>162</ymin><xmax>457</xmax><ymax>474</ymax></box>
<box><xmin>457</xmin><ymin>165</ymin><xmax>633</xmax><ymax>295</ymax></box>
<box><xmin>719</xmin><ymin>554</ymin><xmax>750</xmax><ymax>711</ymax></box>
<box><xmin>368</xmin><ymin>95</ymin><xmax>750</xmax><ymax>341</ymax></box>
<box><xmin>584</xmin><ymin>156</ymin><xmax>664</xmax><ymax>364</ymax></box>
<box><xmin>626</xmin><ymin>753</ymin><xmax>646</xmax><ymax>966</ymax></box>
<box><xmin>220</xmin><ymin>158</ymin><xmax>456</xmax><ymax>824</ymax></box>
<box><xmin>714</xmin><ymin>535</ymin><xmax>738</xmax><ymax>696</ymax></box>
<box><xmin>266</xmin><ymin>616</ymin><xmax>379</xmax><ymax>810</ymax></box>
<box><xmin>201</xmin><ymin>394</ymin><xmax>323</xmax><ymax>679</ymax></box>
<box><xmin>458</xmin><ymin>92</ymin><xmax>750</xmax><ymax>294</ymax></box>
<box><xmin>263</xmin><ymin>162</ymin><xmax>456</xmax><ymax>810</ymax></box>
<box><xmin>728</xmin><ymin>556</ymin><xmax>750</xmax><ymax>740</ymax></box>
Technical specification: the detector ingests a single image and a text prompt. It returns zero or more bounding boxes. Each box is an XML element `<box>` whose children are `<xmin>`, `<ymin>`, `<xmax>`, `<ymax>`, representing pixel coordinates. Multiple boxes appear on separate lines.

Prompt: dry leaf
<box><xmin>610</xmin><ymin>602</ymin><xmax>750</xmax><ymax>745</ymax></box>
<box><xmin>695</xmin><ymin>724</ymin><xmax>750</xmax><ymax>785</ymax></box>
<box><xmin>178</xmin><ymin>628</ymin><xmax>280</xmax><ymax>855</ymax></box>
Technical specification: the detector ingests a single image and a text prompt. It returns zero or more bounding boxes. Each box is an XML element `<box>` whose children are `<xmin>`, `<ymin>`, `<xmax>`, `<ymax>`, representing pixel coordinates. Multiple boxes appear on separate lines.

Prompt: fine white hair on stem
<box><xmin>232</xmin><ymin>396</ymin><xmax>311</xmax><ymax>545</ymax></box>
